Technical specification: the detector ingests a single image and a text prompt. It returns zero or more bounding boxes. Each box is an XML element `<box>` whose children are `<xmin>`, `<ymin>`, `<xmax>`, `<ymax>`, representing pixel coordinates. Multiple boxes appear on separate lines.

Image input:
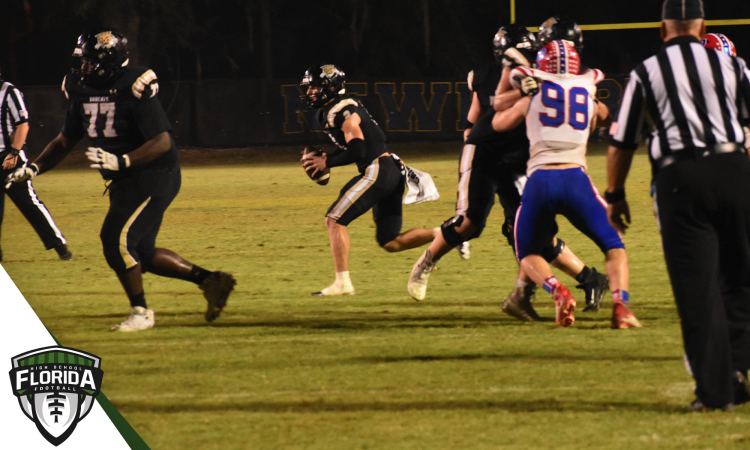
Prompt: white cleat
<box><xmin>456</xmin><ymin>241</ymin><xmax>470</xmax><ymax>260</ymax></box>
<box><xmin>408</xmin><ymin>250</ymin><xmax>435</xmax><ymax>301</ymax></box>
<box><xmin>312</xmin><ymin>281</ymin><xmax>355</xmax><ymax>296</ymax></box>
<box><xmin>111</xmin><ymin>306</ymin><xmax>155</xmax><ymax>332</ymax></box>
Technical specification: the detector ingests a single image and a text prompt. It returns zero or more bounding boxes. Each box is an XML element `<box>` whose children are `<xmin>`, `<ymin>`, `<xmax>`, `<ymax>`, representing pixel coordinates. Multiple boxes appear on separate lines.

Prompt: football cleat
<box><xmin>576</xmin><ymin>268</ymin><xmax>609</xmax><ymax>312</ymax></box>
<box><xmin>735</xmin><ymin>371</ymin><xmax>750</xmax><ymax>405</ymax></box>
<box><xmin>456</xmin><ymin>241</ymin><xmax>470</xmax><ymax>260</ymax></box>
<box><xmin>611</xmin><ymin>301</ymin><xmax>642</xmax><ymax>329</ymax></box>
<box><xmin>54</xmin><ymin>243</ymin><xmax>73</xmax><ymax>261</ymax></box>
<box><xmin>312</xmin><ymin>281</ymin><xmax>355</xmax><ymax>296</ymax></box>
<box><xmin>408</xmin><ymin>249</ymin><xmax>436</xmax><ymax>301</ymax></box>
<box><xmin>501</xmin><ymin>283</ymin><xmax>540</xmax><ymax>321</ymax></box>
<box><xmin>688</xmin><ymin>399</ymin><xmax>735</xmax><ymax>412</ymax></box>
<box><xmin>200</xmin><ymin>271</ymin><xmax>236</xmax><ymax>322</ymax></box>
<box><xmin>553</xmin><ymin>285</ymin><xmax>576</xmax><ymax>327</ymax></box>
<box><xmin>111</xmin><ymin>306</ymin><xmax>155</xmax><ymax>332</ymax></box>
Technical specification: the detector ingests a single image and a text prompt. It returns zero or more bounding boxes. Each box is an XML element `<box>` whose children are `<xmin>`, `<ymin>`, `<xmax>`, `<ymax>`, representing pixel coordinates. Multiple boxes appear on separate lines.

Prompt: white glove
<box><xmin>5</xmin><ymin>163</ymin><xmax>39</xmax><ymax>189</ymax></box>
<box><xmin>86</xmin><ymin>147</ymin><xmax>130</xmax><ymax>171</ymax></box>
<box><xmin>520</xmin><ymin>76</ymin><xmax>540</xmax><ymax>97</ymax></box>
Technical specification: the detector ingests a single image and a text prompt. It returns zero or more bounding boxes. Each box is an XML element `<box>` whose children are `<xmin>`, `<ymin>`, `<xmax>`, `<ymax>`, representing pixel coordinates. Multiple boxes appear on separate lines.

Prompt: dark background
<box><xmin>2</xmin><ymin>0</ymin><xmax>749</xmax><ymax>86</ymax></box>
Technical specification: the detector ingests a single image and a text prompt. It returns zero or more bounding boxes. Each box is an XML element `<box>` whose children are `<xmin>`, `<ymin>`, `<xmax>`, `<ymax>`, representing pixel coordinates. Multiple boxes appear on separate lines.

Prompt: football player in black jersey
<box><xmin>5</xmin><ymin>29</ymin><xmax>236</xmax><ymax>332</ymax></box>
<box><xmin>408</xmin><ymin>24</ymin><xmax>609</xmax><ymax>320</ymax></box>
<box><xmin>300</xmin><ymin>64</ymin><xmax>437</xmax><ymax>296</ymax></box>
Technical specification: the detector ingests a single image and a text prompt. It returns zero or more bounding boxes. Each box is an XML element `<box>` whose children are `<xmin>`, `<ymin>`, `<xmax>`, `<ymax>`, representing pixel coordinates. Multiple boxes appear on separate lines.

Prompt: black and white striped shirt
<box><xmin>612</xmin><ymin>36</ymin><xmax>750</xmax><ymax>162</ymax></box>
<box><xmin>0</xmin><ymin>79</ymin><xmax>29</xmax><ymax>150</ymax></box>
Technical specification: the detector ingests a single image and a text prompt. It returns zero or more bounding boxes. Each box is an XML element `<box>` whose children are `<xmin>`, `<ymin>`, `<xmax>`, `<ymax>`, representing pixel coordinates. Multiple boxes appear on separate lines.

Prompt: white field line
<box><xmin>111</xmin><ymin>383</ymin><xmax>698</xmax><ymax>402</ymax></box>
<box><xmin>96</xmin><ymin>332</ymin><xmax>489</xmax><ymax>347</ymax></box>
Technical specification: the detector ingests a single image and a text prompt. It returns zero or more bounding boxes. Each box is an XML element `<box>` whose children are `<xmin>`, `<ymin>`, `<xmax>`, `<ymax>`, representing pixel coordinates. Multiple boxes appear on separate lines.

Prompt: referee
<box><xmin>606</xmin><ymin>0</ymin><xmax>750</xmax><ymax>410</ymax></box>
<box><xmin>0</xmin><ymin>66</ymin><xmax>71</xmax><ymax>261</ymax></box>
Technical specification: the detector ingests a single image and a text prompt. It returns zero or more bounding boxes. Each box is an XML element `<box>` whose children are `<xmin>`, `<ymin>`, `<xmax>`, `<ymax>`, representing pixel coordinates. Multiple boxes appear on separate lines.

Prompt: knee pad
<box><xmin>440</xmin><ymin>215</ymin><xmax>468</xmax><ymax>247</ymax></box>
<box><xmin>502</xmin><ymin>217</ymin><xmax>515</xmax><ymax>248</ymax></box>
<box><xmin>139</xmin><ymin>249</ymin><xmax>155</xmax><ymax>274</ymax></box>
<box><xmin>541</xmin><ymin>238</ymin><xmax>566</xmax><ymax>263</ymax></box>
<box><xmin>102</xmin><ymin>241</ymin><xmax>132</xmax><ymax>275</ymax></box>
<box><xmin>375</xmin><ymin>215</ymin><xmax>402</xmax><ymax>247</ymax></box>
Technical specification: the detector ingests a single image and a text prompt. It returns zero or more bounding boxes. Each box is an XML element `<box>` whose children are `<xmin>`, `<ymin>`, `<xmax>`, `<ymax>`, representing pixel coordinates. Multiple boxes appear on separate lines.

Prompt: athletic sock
<box><xmin>128</xmin><ymin>292</ymin><xmax>147</xmax><ymax>309</ymax></box>
<box><xmin>335</xmin><ymin>271</ymin><xmax>351</xmax><ymax>286</ymax></box>
<box><xmin>189</xmin><ymin>264</ymin><xmax>212</xmax><ymax>285</ymax></box>
<box><xmin>612</xmin><ymin>289</ymin><xmax>629</xmax><ymax>305</ymax></box>
<box><xmin>575</xmin><ymin>266</ymin><xmax>593</xmax><ymax>284</ymax></box>
<box><xmin>542</xmin><ymin>276</ymin><xmax>561</xmax><ymax>294</ymax></box>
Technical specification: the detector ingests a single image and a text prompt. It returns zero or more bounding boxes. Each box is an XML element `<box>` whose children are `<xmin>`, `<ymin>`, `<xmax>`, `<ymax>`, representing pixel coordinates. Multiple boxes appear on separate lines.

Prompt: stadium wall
<box><xmin>20</xmin><ymin>76</ymin><xmax>628</xmax><ymax>151</ymax></box>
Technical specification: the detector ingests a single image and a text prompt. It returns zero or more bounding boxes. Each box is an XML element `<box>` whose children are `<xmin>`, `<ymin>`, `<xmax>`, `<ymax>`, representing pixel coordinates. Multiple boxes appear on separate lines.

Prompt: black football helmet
<box><xmin>300</xmin><ymin>64</ymin><xmax>346</xmax><ymax>109</ymax></box>
<box><xmin>76</xmin><ymin>29</ymin><xmax>129</xmax><ymax>88</ymax></box>
<box><xmin>537</xmin><ymin>16</ymin><xmax>583</xmax><ymax>52</ymax></box>
<box><xmin>493</xmin><ymin>24</ymin><xmax>537</xmax><ymax>63</ymax></box>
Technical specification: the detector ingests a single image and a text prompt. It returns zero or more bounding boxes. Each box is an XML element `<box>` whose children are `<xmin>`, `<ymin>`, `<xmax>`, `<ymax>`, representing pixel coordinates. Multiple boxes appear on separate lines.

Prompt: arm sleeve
<box><xmin>610</xmin><ymin>70</ymin><xmax>645</xmax><ymax>151</ymax></box>
<box><xmin>61</xmin><ymin>101</ymin><xmax>86</xmax><ymax>141</ymax></box>
<box><xmin>6</xmin><ymin>86</ymin><xmax>29</xmax><ymax>126</ymax></box>
<box><xmin>326</xmin><ymin>138</ymin><xmax>366</xmax><ymax>168</ymax></box>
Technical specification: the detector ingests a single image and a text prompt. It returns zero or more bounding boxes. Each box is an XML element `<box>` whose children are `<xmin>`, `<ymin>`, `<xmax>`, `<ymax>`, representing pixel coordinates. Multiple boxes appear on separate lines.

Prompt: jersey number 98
<box><xmin>540</xmin><ymin>82</ymin><xmax>589</xmax><ymax>130</ymax></box>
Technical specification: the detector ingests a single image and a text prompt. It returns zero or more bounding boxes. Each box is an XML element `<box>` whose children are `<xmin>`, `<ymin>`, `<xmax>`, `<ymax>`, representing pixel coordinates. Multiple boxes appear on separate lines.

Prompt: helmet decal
<box><xmin>94</xmin><ymin>32</ymin><xmax>119</xmax><ymax>50</ymax></box>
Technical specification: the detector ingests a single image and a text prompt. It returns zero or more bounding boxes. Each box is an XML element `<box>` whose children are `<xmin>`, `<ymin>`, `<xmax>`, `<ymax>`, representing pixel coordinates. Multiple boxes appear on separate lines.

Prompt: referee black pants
<box><xmin>655</xmin><ymin>152</ymin><xmax>750</xmax><ymax>408</ymax></box>
<box><xmin>0</xmin><ymin>151</ymin><xmax>66</xmax><ymax>251</ymax></box>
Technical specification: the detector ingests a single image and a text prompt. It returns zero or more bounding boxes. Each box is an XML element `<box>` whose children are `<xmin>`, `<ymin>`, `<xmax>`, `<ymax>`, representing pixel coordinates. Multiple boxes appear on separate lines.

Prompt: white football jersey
<box><xmin>511</xmin><ymin>67</ymin><xmax>604</xmax><ymax>175</ymax></box>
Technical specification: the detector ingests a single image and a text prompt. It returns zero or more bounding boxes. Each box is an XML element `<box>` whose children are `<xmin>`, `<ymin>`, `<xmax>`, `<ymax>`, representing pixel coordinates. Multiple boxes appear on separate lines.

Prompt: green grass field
<box><xmin>2</xmin><ymin>143</ymin><xmax>749</xmax><ymax>449</ymax></box>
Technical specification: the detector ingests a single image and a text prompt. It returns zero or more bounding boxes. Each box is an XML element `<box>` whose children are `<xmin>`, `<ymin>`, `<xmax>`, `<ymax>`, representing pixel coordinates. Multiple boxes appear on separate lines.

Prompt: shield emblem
<box><xmin>9</xmin><ymin>346</ymin><xmax>103</xmax><ymax>446</ymax></box>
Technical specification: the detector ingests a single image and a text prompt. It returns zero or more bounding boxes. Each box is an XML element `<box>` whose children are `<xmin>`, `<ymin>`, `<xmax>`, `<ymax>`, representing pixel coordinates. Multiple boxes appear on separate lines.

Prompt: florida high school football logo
<box><xmin>8</xmin><ymin>346</ymin><xmax>104</xmax><ymax>446</ymax></box>
<box><xmin>94</xmin><ymin>31</ymin><xmax>119</xmax><ymax>49</ymax></box>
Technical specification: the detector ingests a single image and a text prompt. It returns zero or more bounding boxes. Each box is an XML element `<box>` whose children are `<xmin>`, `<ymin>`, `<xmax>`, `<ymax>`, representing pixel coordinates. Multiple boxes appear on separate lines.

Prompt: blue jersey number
<box><xmin>539</xmin><ymin>82</ymin><xmax>589</xmax><ymax>131</ymax></box>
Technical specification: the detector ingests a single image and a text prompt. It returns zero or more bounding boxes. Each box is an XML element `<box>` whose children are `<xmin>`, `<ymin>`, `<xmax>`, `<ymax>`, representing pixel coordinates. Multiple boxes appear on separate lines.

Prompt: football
<box><xmin>301</xmin><ymin>146</ymin><xmax>330</xmax><ymax>185</ymax></box>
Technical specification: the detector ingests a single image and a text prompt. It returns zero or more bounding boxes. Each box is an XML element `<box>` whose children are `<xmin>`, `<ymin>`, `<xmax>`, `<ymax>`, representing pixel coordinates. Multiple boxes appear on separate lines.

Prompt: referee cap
<box><xmin>662</xmin><ymin>0</ymin><xmax>704</xmax><ymax>20</ymax></box>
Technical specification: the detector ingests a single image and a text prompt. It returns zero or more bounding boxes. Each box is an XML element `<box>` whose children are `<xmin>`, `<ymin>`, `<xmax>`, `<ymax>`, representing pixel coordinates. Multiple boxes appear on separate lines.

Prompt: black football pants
<box><xmin>100</xmin><ymin>165</ymin><xmax>181</xmax><ymax>274</ymax></box>
<box><xmin>655</xmin><ymin>151</ymin><xmax>750</xmax><ymax>408</ymax></box>
<box><xmin>0</xmin><ymin>151</ymin><xmax>66</xmax><ymax>251</ymax></box>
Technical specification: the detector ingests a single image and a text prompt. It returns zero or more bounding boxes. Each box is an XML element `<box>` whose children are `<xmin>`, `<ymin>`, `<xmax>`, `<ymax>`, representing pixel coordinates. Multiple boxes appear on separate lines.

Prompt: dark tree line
<box><xmin>1</xmin><ymin>0</ymin><xmax>748</xmax><ymax>86</ymax></box>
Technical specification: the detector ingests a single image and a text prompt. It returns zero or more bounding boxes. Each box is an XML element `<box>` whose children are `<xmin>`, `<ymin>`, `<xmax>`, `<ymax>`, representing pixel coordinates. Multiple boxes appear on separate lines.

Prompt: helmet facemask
<box><xmin>300</xmin><ymin>64</ymin><xmax>346</xmax><ymax>110</ymax></box>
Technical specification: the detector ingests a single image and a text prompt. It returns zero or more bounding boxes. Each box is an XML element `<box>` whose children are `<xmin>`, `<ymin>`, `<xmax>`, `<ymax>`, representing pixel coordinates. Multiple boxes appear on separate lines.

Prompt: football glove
<box><xmin>86</xmin><ymin>147</ymin><xmax>130</xmax><ymax>171</ymax></box>
<box><xmin>5</xmin><ymin>163</ymin><xmax>39</xmax><ymax>189</ymax></box>
<box><xmin>520</xmin><ymin>76</ymin><xmax>540</xmax><ymax>97</ymax></box>
<box><xmin>502</xmin><ymin>47</ymin><xmax>531</xmax><ymax>69</ymax></box>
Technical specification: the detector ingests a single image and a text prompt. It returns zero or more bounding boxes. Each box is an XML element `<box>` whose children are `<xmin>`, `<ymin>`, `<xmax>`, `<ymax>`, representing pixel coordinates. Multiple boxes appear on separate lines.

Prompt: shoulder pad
<box><xmin>327</xmin><ymin>98</ymin><xmax>359</xmax><ymax>127</ymax></box>
<box><xmin>114</xmin><ymin>66</ymin><xmax>160</xmax><ymax>99</ymax></box>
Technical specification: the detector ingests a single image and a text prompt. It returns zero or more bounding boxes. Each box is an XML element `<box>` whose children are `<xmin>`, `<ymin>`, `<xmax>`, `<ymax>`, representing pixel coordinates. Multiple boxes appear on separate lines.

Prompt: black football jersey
<box><xmin>468</xmin><ymin>62</ymin><xmax>502</xmax><ymax>114</ymax></box>
<box><xmin>318</xmin><ymin>97</ymin><xmax>388</xmax><ymax>173</ymax></box>
<box><xmin>61</xmin><ymin>66</ymin><xmax>178</xmax><ymax>180</ymax></box>
<box><xmin>465</xmin><ymin>109</ymin><xmax>529</xmax><ymax>175</ymax></box>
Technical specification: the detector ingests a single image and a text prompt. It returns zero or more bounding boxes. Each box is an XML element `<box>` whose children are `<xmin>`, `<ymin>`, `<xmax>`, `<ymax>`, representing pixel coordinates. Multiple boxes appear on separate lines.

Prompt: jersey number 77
<box><xmin>539</xmin><ymin>81</ymin><xmax>589</xmax><ymax>130</ymax></box>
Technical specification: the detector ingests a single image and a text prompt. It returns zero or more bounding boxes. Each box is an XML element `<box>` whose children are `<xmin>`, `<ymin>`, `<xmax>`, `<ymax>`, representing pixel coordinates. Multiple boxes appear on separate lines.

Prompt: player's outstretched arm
<box><xmin>605</xmin><ymin>145</ymin><xmax>635</xmax><ymax>234</ymax></box>
<box><xmin>35</xmin><ymin>133</ymin><xmax>79</xmax><ymax>174</ymax></box>
<box><xmin>492</xmin><ymin>97</ymin><xmax>529</xmax><ymax>133</ymax></box>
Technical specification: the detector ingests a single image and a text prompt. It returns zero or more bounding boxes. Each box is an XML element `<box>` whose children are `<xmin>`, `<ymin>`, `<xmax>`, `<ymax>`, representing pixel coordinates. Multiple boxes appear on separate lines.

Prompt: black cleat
<box><xmin>689</xmin><ymin>399</ymin><xmax>734</xmax><ymax>412</ymax></box>
<box><xmin>577</xmin><ymin>268</ymin><xmax>609</xmax><ymax>312</ymax></box>
<box><xmin>200</xmin><ymin>272</ymin><xmax>236</xmax><ymax>322</ymax></box>
<box><xmin>735</xmin><ymin>371</ymin><xmax>750</xmax><ymax>406</ymax></box>
<box><xmin>54</xmin><ymin>243</ymin><xmax>73</xmax><ymax>260</ymax></box>
<box><xmin>501</xmin><ymin>283</ymin><xmax>541</xmax><ymax>321</ymax></box>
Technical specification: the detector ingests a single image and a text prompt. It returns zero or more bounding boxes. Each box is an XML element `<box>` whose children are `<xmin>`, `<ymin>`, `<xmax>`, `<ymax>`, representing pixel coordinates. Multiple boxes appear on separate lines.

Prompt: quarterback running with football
<box><xmin>5</xmin><ymin>29</ymin><xmax>236</xmax><ymax>331</ymax></box>
<box><xmin>408</xmin><ymin>24</ymin><xmax>609</xmax><ymax>321</ymax></box>
<box><xmin>300</xmin><ymin>64</ymin><xmax>437</xmax><ymax>296</ymax></box>
<box><xmin>492</xmin><ymin>40</ymin><xmax>641</xmax><ymax>329</ymax></box>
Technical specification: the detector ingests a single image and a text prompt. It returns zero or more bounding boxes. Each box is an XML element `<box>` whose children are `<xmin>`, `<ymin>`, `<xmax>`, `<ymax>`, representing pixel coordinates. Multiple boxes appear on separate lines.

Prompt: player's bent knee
<box><xmin>541</xmin><ymin>238</ymin><xmax>566</xmax><ymax>263</ymax></box>
<box><xmin>441</xmin><ymin>215</ymin><xmax>470</xmax><ymax>247</ymax></box>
